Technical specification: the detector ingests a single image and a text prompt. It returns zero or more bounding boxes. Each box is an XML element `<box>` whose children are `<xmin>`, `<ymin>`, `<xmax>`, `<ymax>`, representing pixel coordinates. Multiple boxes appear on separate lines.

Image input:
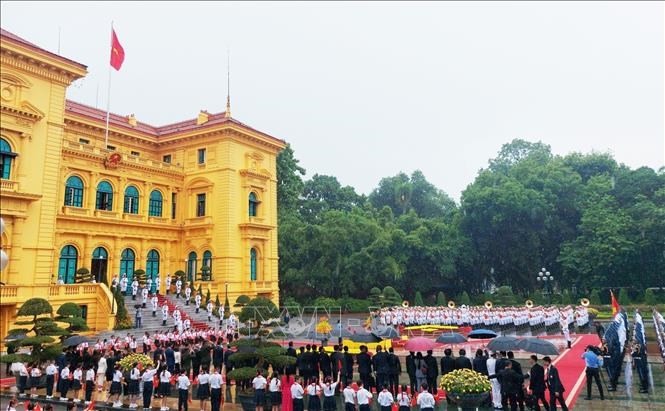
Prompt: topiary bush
<box><xmin>414</xmin><ymin>291</ymin><xmax>424</xmax><ymax>307</ymax></box>
<box><xmin>644</xmin><ymin>288</ymin><xmax>657</xmax><ymax>306</ymax></box>
<box><xmin>618</xmin><ymin>288</ymin><xmax>631</xmax><ymax>305</ymax></box>
<box><xmin>436</xmin><ymin>291</ymin><xmax>447</xmax><ymax>306</ymax></box>
<box><xmin>459</xmin><ymin>291</ymin><xmax>471</xmax><ymax>306</ymax></box>
<box><xmin>382</xmin><ymin>286</ymin><xmax>402</xmax><ymax>306</ymax></box>
<box><xmin>75</xmin><ymin>268</ymin><xmax>93</xmax><ymax>283</ymax></box>
<box><xmin>492</xmin><ymin>286</ymin><xmax>516</xmax><ymax>306</ymax></box>
<box><xmin>56</xmin><ymin>302</ymin><xmax>89</xmax><ymax>332</ymax></box>
<box><xmin>239</xmin><ymin>296</ymin><xmax>279</xmax><ymax>324</ymax></box>
<box><xmin>590</xmin><ymin>289</ymin><xmax>601</xmax><ymax>305</ymax></box>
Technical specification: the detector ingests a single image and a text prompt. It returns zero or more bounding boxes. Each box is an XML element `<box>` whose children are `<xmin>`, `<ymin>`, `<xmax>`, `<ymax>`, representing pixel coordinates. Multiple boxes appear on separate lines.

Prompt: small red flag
<box><xmin>86</xmin><ymin>401</ymin><xmax>95</xmax><ymax>411</ymax></box>
<box><xmin>110</xmin><ymin>29</ymin><xmax>125</xmax><ymax>70</ymax></box>
<box><xmin>610</xmin><ymin>290</ymin><xmax>620</xmax><ymax>315</ymax></box>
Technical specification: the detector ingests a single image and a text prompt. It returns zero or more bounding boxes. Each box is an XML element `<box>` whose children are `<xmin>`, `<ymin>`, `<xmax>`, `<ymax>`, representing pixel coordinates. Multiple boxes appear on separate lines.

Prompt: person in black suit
<box><xmin>543</xmin><ymin>356</ymin><xmax>568</xmax><ymax>411</ymax></box>
<box><xmin>286</xmin><ymin>341</ymin><xmax>297</xmax><ymax>376</ymax></box>
<box><xmin>490</xmin><ymin>361</ymin><xmax>524</xmax><ymax>411</ymax></box>
<box><xmin>507</xmin><ymin>351</ymin><xmax>525</xmax><ymax>410</ymax></box>
<box><xmin>343</xmin><ymin>346</ymin><xmax>354</xmax><ymax>387</ymax></box>
<box><xmin>388</xmin><ymin>347</ymin><xmax>401</xmax><ymax>395</ymax></box>
<box><xmin>425</xmin><ymin>350</ymin><xmax>439</xmax><ymax>394</ymax></box>
<box><xmin>472</xmin><ymin>349</ymin><xmax>489</xmax><ymax>376</ymax></box>
<box><xmin>297</xmin><ymin>346</ymin><xmax>309</xmax><ymax>382</ymax></box>
<box><xmin>455</xmin><ymin>349</ymin><xmax>473</xmax><ymax>370</ymax></box>
<box><xmin>406</xmin><ymin>351</ymin><xmax>417</xmax><ymax>394</ymax></box>
<box><xmin>372</xmin><ymin>345</ymin><xmax>390</xmax><ymax>391</ymax></box>
<box><xmin>440</xmin><ymin>348</ymin><xmax>456</xmax><ymax>376</ymax></box>
<box><xmin>528</xmin><ymin>355</ymin><xmax>549</xmax><ymax>411</ymax></box>
<box><xmin>318</xmin><ymin>346</ymin><xmax>332</xmax><ymax>379</ymax></box>
<box><xmin>310</xmin><ymin>344</ymin><xmax>320</xmax><ymax>378</ymax></box>
<box><xmin>496</xmin><ymin>351</ymin><xmax>510</xmax><ymax>409</ymax></box>
<box><xmin>356</xmin><ymin>345</ymin><xmax>373</xmax><ymax>390</ymax></box>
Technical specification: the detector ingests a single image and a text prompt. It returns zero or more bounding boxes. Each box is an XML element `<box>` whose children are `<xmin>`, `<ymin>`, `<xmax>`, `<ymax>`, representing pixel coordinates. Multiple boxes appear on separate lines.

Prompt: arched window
<box><xmin>249</xmin><ymin>192</ymin><xmax>259</xmax><ymax>217</ymax></box>
<box><xmin>124</xmin><ymin>185</ymin><xmax>139</xmax><ymax>214</ymax></box>
<box><xmin>64</xmin><ymin>176</ymin><xmax>84</xmax><ymax>207</ymax></box>
<box><xmin>91</xmin><ymin>247</ymin><xmax>108</xmax><ymax>284</ymax></box>
<box><xmin>202</xmin><ymin>250</ymin><xmax>212</xmax><ymax>279</ymax></box>
<box><xmin>148</xmin><ymin>190</ymin><xmax>163</xmax><ymax>217</ymax></box>
<box><xmin>96</xmin><ymin>181</ymin><xmax>114</xmax><ymax>211</ymax></box>
<box><xmin>250</xmin><ymin>248</ymin><xmax>258</xmax><ymax>281</ymax></box>
<box><xmin>187</xmin><ymin>251</ymin><xmax>197</xmax><ymax>283</ymax></box>
<box><xmin>120</xmin><ymin>248</ymin><xmax>136</xmax><ymax>288</ymax></box>
<box><xmin>0</xmin><ymin>138</ymin><xmax>17</xmax><ymax>180</ymax></box>
<box><xmin>58</xmin><ymin>245</ymin><xmax>78</xmax><ymax>284</ymax></box>
<box><xmin>146</xmin><ymin>249</ymin><xmax>160</xmax><ymax>293</ymax></box>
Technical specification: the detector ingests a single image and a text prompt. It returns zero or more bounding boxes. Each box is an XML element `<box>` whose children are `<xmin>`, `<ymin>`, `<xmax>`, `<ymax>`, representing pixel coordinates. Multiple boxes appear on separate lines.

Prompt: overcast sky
<box><xmin>2</xmin><ymin>1</ymin><xmax>663</xmax><ymax>200</ymax></box>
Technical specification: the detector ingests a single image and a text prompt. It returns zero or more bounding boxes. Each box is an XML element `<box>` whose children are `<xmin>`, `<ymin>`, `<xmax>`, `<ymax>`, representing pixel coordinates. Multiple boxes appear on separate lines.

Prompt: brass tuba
<box><xmin>402</xmin><ymin>300</ymin><xmax>410</xmax><ymax>308</ymax></box>
<box><xmin>525</xmin><ymin>300</ymin><xmax>534</xmax><ymax>308</ymax></box>
<box><xmin>484</xmin><ymin>301</ymin><xmax>493</xmax><ymax>309</ymax></box>
<box><xmin>448</xmin><ymin>300</ymin><xmax>456</xmax><ymax>309</ymax></box>
<box><xmin>580</xmin><ymin>298</ymin><xmax>590</xmax><ymax>307</ymax></box>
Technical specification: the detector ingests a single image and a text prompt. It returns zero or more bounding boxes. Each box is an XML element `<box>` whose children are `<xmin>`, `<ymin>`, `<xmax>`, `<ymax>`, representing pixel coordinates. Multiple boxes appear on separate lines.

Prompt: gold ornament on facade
<box><xmin>103</xmin><ymin>152</ymin><xmax>122</xmax><ymax>169</ymax></box>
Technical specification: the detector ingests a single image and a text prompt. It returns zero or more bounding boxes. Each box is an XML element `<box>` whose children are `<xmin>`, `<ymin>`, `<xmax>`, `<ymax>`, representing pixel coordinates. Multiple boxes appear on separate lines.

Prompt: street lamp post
<box><xmin>536</xmin><ymin>267</ymin><xmax>554</xmax><ymax>305</ymax></box>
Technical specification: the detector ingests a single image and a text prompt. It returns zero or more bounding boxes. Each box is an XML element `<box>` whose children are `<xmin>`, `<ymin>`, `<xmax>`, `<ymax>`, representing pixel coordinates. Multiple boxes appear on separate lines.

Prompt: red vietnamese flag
<box><xmin>610</xmin><ymin>290</ymin><xmax>620</xmax><ymax>315</ymax></box>
<box><xmin>110</xmin><ymin>29</ymin><xmax>125</xmax><ymax>70</ymax></box>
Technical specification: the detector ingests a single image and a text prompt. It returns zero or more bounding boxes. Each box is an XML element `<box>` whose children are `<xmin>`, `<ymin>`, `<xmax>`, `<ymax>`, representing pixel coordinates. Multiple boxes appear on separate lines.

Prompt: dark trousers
<box><xmin>46</xmin><ymin>375</ymin><xmax>54</xmax><ymax>397</ymax></box>
<box><xmin>586</xmin><ymin>367</ymin><xmax>604</xmax><ymax>398</ymax></box>
<box><xmin>143</xmin><ymin>382</ymin><xmax>153</xmax><ymax>408</ymax></box>
<box><xmin>376</xmin><ymin>373</ymin><xmax>387</xmax><ymax>391</ymax></box>
<box><xmin>359</xmin><ymin>373</ymin><xmax>370</xmax><ymax>390</ymax></box>
<box><xmin>60</xmin><ymin>379</ymin><xmax>70</xmax><ymax>398</ymax></box>
<box><xmin>178</xmin><ymin>388</ymin><xmax>188</xmax><ymax>411</ymax></box>
<box><xmin>426</xmin><ymin>376</ymin><xmax>437</xmax><ymax>394</ymax></box>
<box><xmin>85</xmin><ymin>382</ymin><xmax>94</xmax><ymax>401</ymax></box>
<box><xmin>505</xmin><ymin>392</ymin><xmax>518</xmax><ymax>411</ymax></box>
<box><xmin>18</xmin><ymin>375</ymin><xmax>27</xmax><ymax>394</ymax></box>
<box><xmin>407</xmin><ymin>373</ymin><xmax>416</xmax><ymax>394</ymax></box>
<box><xmin>532</xmin><ymin>390</ymin><xmax>549</xmax><ymax>411</ymax></box>
<box><xmin>390</xmin><ymin>374</ymin><xmax>399</xmax><ymax>395</ymax></box>
<box><xmin>293</xmin><ymin>398</ymin><xmax>304</xmax><ymax>411</ymax></box>
<box><xmin>549</xmin><ymin>391</ymin><xmax>568</xmax><ymax>411</ymax></box>
<box><xmin>211</xmin><ymin>388</ymin><xmax>222</xmax><ymax>411</ymax></box>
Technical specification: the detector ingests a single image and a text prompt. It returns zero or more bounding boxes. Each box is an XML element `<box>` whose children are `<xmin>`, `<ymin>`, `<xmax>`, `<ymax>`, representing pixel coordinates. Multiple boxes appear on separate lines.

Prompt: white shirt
<box><xmin>290</xmin><ymin>383</ymin><xmax>304</xmax><ymax>399</ymax></box>
<box><xmin>417</xmin><ymin>391</ymin><xmax>436</xmax><ymax>408</ymax></box>
<box><xmin>269</xmin><ymin>378</ymin><xmax>281</xmax><ymax>392</ymax></box>
<box><xmin>60</xmin><ymin>367</ymin><xmax>70</xmax><ymax>380</ymax></box>
<box><xmin>252</xmin><ymin>376</ymin><xmax>267</xmax><ymax>390</ymax></box>
<box><xmin>210</xmin><ymin>373</ymin><xmax>223</xmax><ymax>389</ymax></box>
<box><xmin>198</xmin><ymin>373</ymin><xmax>210</xmax><ymax>385</ymax></box>
<box><xmin>343</xmin><ymin>387</ymin><xmax>356</xmax><ymax>404</ymax></box>
<box><xmin>356</xmin><ymin>388</ymin><xmax>373</xmax><ymax>405</ymax></box>
<box><xmin>378</xmin><ymin>390</ymin><xmax>393</xmax><ymax>406</ymax></box>
<box><xmin>46</xmin><ymin>364</ymin><xmax>57</xmax><ymax>376</ymax></box>
<box><xmin>322</xmin><ymin>382</ymin><xmax>337</xmax><ymax>396</ymax></box>
<box><xmin>306</xmin><ymin>384</ymin><xmax>320</xmax><ymax>396</ymax></box>
<box><xmin>397</xmin><ymin>392</ymin><xmax>410</xmax><ymax>406</ymax></box>
<box><xmin>160</xmin><ymin>371</ymin><xmax>172</xmax><ymax>383</ymax></box>
<box><xmin>112</xmin><ymin>370</ymin><xmax>122</xmax><ymax>382</ymax></box>
<box><xmin>177</xmin><ymin>375</ymin><xmax>190</xmax><ymax>390</ymax></box>
<box><xmin>30</xmin><ymin>367</ymin><xmax>42</xmax><ymax>378</ymax></box>
<box><xmin>85</xmin><ymin>369</ymin><xmax>95</xmax><ymax>382</ymax></box>
<box><xmin>130</xmin><ymin>368</ymin><xmax>140</xmax><ymax>380</ymax></box>
<box><xmin>142</xmin><ymin>369</ymin><xmax>158</xmax><ymax>382</ymax></box>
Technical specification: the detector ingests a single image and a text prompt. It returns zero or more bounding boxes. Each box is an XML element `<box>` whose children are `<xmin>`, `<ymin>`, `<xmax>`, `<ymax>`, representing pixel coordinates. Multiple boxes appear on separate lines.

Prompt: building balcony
<box><xmin>184</xmin><ymin>216</ymin><xmax>213</xmax><ymax>227</ymax></box>
<box><xmin>148</xmin><ymin>216</ymin><xmax>169</xmax><ymax>224</ymax></box>
<box><xmin>123</xmin><ymin>213</ymin><xmax>144</xmax><ymax>222</ymax></box>
<box><xmin>61</xmin><ymin>205</ymin><xmax>90</xmax><ymax>216</ymax></box>
<box><xmin>94</xmin><ymin>210</ymin><xmax>119</xmax><ymax>219</ymax></box>
<box><xmin>0</xmin><ymin>179</ymin><xmax>18</xmax><ymax>192</ymax></box>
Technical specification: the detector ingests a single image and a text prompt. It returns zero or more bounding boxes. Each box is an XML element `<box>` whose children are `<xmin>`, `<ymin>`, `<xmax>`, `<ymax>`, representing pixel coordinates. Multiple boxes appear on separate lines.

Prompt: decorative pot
<box><xmin>447</xmin><ymin>391</ymin><xmax>491</xmax><ymax>410</ymax></box>
<box><xmin>235</xmin><ymin>392</ymin><xmax>256</xmax><ymax>411</ymax></box>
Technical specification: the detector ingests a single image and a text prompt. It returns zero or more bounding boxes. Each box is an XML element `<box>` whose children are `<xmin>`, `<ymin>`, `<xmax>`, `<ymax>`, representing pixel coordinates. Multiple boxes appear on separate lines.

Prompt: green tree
<box><xmin>382</xmin><ymin>286</ymin><xmax>402</xmax><ymax>306</ymax></box>
<box><xmin>618</xmin><ymin>288</ymin><xmax>631</xmax><ymax>305</ymax></box>
<box><xmin>414</xmin><ymin>291</ymin><xmax>424</xmax><ymax>307</ymax></box>
<box><xmin>492</xmin><ymin>286</ymin><xmax>516</xmax><ymax>306</ymax></box>
<box><xmin>590</xmin><ymin>289</ymin><xmax>601</xmax><ymax>305</ymax></box>
<box><xmin>644</xmin><ymin>289</ymin><xmax>657</xmax><ymax>306</ymax></box>
<box><xmin>205</xmin><ymin>288</ymin><xmax>211</xmax><ymax>305</ymax></box>
<box><xmin>55</xmin><ymin>302</ymin><xmax>89</xmax><ymax>332</ymax></box>
<box><xmin>277</xmin><ymin>144</ymin><xmax>306</xmax><ymax>219</ymax></box>
<box><xmin>215</xmin><ymin>295</ymin><xmax>221</xmax><ymax>309</ymax></box>
<box><xmin>368</xmin><ymin>287</ymin><xmax>382</xmax><ymax>307</ymax></box>
<box><xmin>436</xmin><ymin>292</ymin><xmax>447</xmax><ymax>306</ymax></box>
<box><xmin>74</xmin><ymin>268</ymin><xmax>93</xmax><ymax>283</ymax></box>
<box><xmin>239</xmin><ymin>296</ymin><xmax>279</xmax><ymax>324</ymax></box>
<box><xmin>459</xmin><ymin>291</ymin><xmax>471</xmax><ymax>306</ymax></box>
<box><xmin>235</xmin><ymin>295</ymin><xmax>251</xmax><ymax>308</ymax></box>
<box><xmin>134</xmin><ymin>269</ymin><xmax>146</xmax><ymax>286</ymax></box>
<box><xmin>2</xmin><ymin>298</ymin><xmax>69</xmax><ymax>363</ymax></box>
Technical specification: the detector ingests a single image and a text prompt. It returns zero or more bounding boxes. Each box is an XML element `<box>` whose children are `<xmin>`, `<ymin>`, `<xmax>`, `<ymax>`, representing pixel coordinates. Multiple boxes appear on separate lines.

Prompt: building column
<box><xmin>7</xmin><ymin>216</ymin><xmax>25</xmax><ymax>285</ymax></box>
<box><xmin>83</xmin><ymin>234</ymin><xmax>93</xmax><ymax>270</ymax></box>
<box><xmin>87</xmin><ymin>172</ymin><xmax>98</xmax><ymax>210</ymax></box>
<box><xmin>113</xmin><ymin>236</ymin><xmax>122</xmax><ymax>276</ymax></box>
<box><xmin>139</xmin><ymin>238</ymin><xmax>146</xmax><ymax>271</ymax></box>
<box><xmin>142</xmin><ymin>183</ymin><xmax>151</xmax><ymax>216</ymax></box>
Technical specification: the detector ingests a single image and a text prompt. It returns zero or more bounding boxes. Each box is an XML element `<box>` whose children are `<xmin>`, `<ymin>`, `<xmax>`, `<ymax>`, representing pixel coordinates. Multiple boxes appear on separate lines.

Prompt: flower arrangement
<box><xmin>118</xmin><ymin>353</ymin><xmax>154</xmax><ymax>371</ymax></box>
<box><xmin>315</xmin><ymin>317</ymin><xmax>332</xmax><ymax>334</ymax></box>
<box><xmin>440</xmin><ymin>369</ymin><xmax>491</xmax><ymax>395</ymax></box>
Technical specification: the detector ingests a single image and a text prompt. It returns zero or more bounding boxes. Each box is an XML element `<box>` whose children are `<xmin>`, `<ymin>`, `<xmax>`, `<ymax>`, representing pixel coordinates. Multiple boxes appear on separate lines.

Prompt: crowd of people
<box><xmin>375</xmin><ymin>305</ymin><xmax>590</xmax><ymax>331</ymax></box>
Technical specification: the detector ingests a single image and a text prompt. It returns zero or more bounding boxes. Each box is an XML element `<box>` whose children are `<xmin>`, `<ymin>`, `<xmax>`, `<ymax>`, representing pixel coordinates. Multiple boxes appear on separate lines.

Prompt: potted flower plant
<box><xmin>440</xmin><ymin>368</ymin><xmax>491</xmax><ymax>410</ymax></box>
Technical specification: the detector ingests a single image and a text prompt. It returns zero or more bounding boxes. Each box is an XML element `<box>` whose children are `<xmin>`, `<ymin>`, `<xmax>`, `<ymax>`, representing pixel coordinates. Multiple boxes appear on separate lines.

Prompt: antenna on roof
<box><xmin>225</xmin><ymin>48</ymin><xmax>231</xmax><ymax>118</ymax></box>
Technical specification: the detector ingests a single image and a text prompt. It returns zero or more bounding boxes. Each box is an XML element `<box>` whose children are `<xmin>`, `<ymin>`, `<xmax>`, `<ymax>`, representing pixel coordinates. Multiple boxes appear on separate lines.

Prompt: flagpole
<box><xmin>104</xmin><ymin>21</ymin><xmax>114</xmax><ymax>149</ymax></box>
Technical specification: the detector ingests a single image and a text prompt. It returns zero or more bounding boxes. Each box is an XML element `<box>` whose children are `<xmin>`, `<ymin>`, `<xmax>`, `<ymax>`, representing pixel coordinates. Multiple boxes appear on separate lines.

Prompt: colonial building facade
<box><xmin>0</xmin><ymin>28</ymin><xmax>284</xmax><ymax>341</ymax></box>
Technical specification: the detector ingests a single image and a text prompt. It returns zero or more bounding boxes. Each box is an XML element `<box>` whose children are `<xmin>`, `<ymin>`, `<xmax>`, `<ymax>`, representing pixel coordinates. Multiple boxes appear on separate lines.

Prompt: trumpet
<box><xmin>402</xmin><ymin>300</ymin><xmax>410</xmax><ymax>308</ymax></box>
<box><xmin>447</xmin><ymin>300</ymin><xmax>456</xmax><ymax>309</ymax></box>
<box><xmin>525</xmin><ymin>299</ymin><xmax>534</xmax><ymax>308</ymax></box>
<box><xmin>484</xmin><ymin>301</ymin><xmax>493</xmax><ymax>309</ymax></box>
<box><xmin>580</xmin><ymin>298</ymin><xmax>590</xmax><ymax>307</ymax></box>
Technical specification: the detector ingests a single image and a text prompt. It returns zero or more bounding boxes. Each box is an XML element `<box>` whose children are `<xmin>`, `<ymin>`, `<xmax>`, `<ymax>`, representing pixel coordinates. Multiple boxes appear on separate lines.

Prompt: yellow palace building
<box><xmin>0</xmin><ymin>28</ymin><xmax>285</xmax><ymax>342</ymax></box>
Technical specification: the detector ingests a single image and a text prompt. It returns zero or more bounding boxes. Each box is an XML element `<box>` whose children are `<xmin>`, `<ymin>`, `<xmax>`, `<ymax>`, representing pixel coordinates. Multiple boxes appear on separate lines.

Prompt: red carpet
<box><xmin>550</xmin><ymin>334</ymin><xmax>600</xmax><ymax>409</ymax></box>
